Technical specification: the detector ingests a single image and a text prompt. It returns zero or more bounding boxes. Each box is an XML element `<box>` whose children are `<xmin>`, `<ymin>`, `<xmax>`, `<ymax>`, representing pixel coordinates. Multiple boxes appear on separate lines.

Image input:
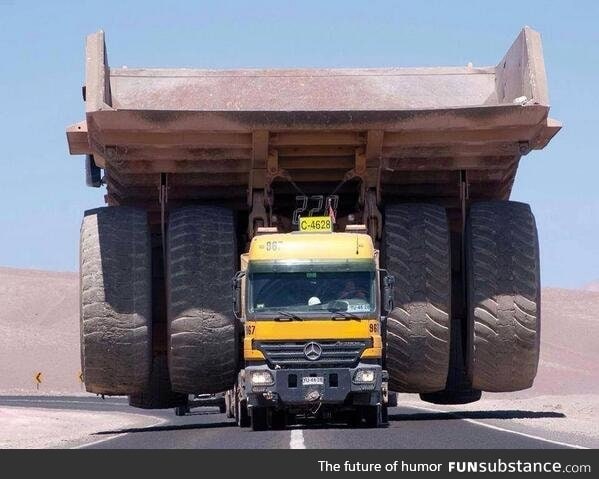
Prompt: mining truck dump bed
<box><xmin>67</xmin><ymin>27</ymin><xmax>560</xmax><ymax>215</ymax></box>
<box><xmin>70</xmin><ymin>27</ymin><xmax>560</xmax><ymax>413</ymax></box>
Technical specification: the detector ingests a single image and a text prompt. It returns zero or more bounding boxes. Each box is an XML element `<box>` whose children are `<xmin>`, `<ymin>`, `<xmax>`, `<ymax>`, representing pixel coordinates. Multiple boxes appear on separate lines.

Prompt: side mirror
<box><xmin>232</xmin><ymin>271</ymin><xmax>245</xmax><ymax>318</ymax></box>
<box><xmin>382</xmin><ymin>274</ymin><xmax>395</xmax><ymax>314</ymax></box>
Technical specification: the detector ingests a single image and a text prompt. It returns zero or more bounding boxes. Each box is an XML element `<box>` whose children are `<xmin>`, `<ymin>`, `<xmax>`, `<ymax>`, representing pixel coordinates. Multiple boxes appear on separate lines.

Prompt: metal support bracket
<box><xmin>159</xmin><ymin>172</ymin><xmax>169</xmax><ymax>262</ymax></box>
<box><xmin>345</xmin><ymin>147</ymin><xmax>383</xmax><ymax>241</ymax></box>
<box><xmin>247</xmin><ymin>131</ymin><xmax>272</xmax><ymax>239</ymax></box>
<box><xmin>248</xmin><ymin>190</ymin><xmax>268</xmax><ymax>239</ymax></box>
<box><xmin>364</xmin><ymin>189</ymin><xmax>383</xmax><ymax>241</ymax></box>
<box><xmin>459</xmin><ymin>170</ymin><xmax>469</xmax><ymax>234</ymax></box>
<box><xmin>459</xmin><ymin>170</ymin><xmax>470</xmax><ymax>301</ymax></box>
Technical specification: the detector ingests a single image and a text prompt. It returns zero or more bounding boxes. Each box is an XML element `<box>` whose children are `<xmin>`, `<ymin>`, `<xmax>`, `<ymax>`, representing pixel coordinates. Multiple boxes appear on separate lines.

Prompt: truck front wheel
<box><xmin>251</xmin><ymin>407</ymin><xmax>268</xmax><ymax>431</ymax></box>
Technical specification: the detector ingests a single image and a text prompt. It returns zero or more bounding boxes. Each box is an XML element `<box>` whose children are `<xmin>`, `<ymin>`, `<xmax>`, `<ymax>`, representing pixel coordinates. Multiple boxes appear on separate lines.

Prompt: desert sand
<box><xmin>0</xmin><ymin>267</ymin><xmax>81</xmax><ymax>394</ymax></box>
<box><xmin>0</xmin><ymin>406</ymin><xmax>163</xmax><ymax>448</ymax></box>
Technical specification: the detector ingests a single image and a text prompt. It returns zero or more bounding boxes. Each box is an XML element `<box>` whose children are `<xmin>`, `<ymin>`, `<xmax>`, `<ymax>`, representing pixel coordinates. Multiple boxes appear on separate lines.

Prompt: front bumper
<box><xmin>244</xmin><ymin>363</ymin><xmax>385</xmax><ymax>407</ymax></box>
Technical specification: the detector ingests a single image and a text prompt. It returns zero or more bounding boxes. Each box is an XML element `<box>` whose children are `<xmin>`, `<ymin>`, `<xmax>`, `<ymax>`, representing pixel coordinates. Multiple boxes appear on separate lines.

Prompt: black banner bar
<box><xmin>1</xmin><ymin>450</ymin><xmax>596</xmax><ymax>478</ymax></box>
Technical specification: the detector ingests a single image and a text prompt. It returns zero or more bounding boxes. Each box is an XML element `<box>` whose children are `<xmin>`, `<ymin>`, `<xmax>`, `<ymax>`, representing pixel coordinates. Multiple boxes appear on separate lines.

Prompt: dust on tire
<box><xmin>466</xmin><ymin>201</ymin><xmax>540</xmax><ymax>392</ymax></box>
<box><xmin>79</xmin><ymin>206</ymin><xmax>152</xmax><ymax>395</ymax></box>
<box><xmin>383</xmin><ymin>204</ymin><xmax>451</xmax><ymax>393</ymax></box>
<box><xmin>166</xmin><ymin>205</ymin><xmax>238</xmax><ymax>394</ymax></box>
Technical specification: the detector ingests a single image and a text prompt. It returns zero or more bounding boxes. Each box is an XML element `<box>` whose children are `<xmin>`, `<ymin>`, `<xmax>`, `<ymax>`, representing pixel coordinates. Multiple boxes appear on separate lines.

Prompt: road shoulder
<box><xmin>0</xmin><ymin>406</ymin><xmax>164</xmax><ymax>449</ymax></box>
<box><xmin>399</xmin><ymin>394</ymin><xmax>598</xmax><ymax>449</ymax></box>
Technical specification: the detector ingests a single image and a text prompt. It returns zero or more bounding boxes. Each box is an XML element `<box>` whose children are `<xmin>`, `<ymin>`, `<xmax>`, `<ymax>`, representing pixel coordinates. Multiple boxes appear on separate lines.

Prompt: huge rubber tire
<box><xmin>466</xmin><ymin>201</ymin><xmax>541</xmax><ymax>392</ymax></box>
<box><xmin>80</xmin><ymin>207</ymin><xmax>152</xmax><ymax>395</ymax></box>
<box><xmin>420</xmin><ymin>275</ymin><xmax>481</xmax><ymax>405</ymax></box>
<box><xmin>167</xmin><ymin>206</ymin><xmax>238</xmax><ymax>394</ymax></box>
<box><xmin>421</xmin><ymin>388</ymin><xmax>482</xmax><ymax>405</ymax></box>
<box><xmin>383</xmin><ymin>204</ymin><xmax>451</xmax><ymax>393</ymax></box>
<box><xmin>128</xmin><ymin>355</ymin><xmax>188</xmax><ymax>409</ymax></box>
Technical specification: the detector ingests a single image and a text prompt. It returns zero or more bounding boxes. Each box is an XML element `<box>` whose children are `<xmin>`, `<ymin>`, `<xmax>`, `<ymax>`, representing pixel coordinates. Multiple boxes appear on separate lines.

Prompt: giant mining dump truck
<box><xmin>67</xmin><ymin>27</ymin><xmax>560</xmax><ymax>428</ymax></box>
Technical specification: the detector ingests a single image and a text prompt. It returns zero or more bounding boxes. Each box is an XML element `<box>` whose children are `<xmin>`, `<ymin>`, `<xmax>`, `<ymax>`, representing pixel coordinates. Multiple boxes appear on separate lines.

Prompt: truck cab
<box><xmin>233</xmin><ymin>222</ymin><xmax>392</xmax><ymax>430</ymax></box>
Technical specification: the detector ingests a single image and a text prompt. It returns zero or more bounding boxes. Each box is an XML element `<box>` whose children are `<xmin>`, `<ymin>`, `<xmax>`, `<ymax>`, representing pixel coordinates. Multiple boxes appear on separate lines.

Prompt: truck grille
<box><xmin>254</xmin><ymin>339</ymin><xmax>370</xmax><ymax>369</ymax></box>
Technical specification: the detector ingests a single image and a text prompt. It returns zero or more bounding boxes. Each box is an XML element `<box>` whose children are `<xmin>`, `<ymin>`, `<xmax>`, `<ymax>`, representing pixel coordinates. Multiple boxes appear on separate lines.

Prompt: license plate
<box><xmin>299</xmin><ymin>216</ymin><xmax>332</xmax><ymax>232</ymax></box>
<box><xmin>302</xmin><ymin>376</ymin><xmax>324</xmax><ymax>386</ymax></box>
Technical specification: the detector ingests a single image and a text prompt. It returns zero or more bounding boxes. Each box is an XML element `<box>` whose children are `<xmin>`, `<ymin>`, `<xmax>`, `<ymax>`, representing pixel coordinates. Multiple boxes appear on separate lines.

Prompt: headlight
<box><xmin>250</xmin><ymin>371</ymin><xmax>274</xmax><ymax>386</ymax></box>
<box><xmin>354</xmin><ymin>369</ymin><xmax>377</xmax><ymax>383</ymax></box>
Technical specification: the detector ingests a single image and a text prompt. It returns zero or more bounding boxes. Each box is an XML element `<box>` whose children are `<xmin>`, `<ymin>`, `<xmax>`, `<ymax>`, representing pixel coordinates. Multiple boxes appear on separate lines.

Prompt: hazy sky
<box><xmin>0</xmin><ymin>1</ymin><xmax>597</xmax><ymax>288</ymax></box>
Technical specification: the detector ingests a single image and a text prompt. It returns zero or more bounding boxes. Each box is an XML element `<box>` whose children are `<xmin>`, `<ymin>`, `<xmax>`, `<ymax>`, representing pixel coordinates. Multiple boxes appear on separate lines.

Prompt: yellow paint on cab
<box><xmin>243</xmin><ymin>319</ymin><xmax>382</xmax><ymax>360</ymax></box>
<box><xmin>243</xmin><ymin>230</ymin><xmax>382</xmax><ymax>362</ymax></box>
<box><xmin>248</xmin><ymin>232</ymin><xmax>374</xmax><ymax>262</ymax></box>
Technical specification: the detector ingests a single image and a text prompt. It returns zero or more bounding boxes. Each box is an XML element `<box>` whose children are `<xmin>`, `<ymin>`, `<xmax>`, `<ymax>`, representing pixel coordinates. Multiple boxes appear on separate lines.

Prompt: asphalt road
<box><xmin>0</xmin><ymin>396</ymin><xmax>586</xmax><ymax>449</ymax></box>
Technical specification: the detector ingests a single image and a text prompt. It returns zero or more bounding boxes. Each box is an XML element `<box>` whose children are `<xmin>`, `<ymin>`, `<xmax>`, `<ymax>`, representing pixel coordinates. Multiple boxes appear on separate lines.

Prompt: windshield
<box><xmin>248</xmin><ymin>271</ymin><xmax>376</xmax><ymax>316</ymax></box>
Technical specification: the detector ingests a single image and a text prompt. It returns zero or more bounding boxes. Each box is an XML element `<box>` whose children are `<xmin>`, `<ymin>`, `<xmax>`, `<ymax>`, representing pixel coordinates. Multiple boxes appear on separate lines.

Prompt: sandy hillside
<box><xmin>0</xmin><ymin>267</ymin><xmax>598</xmax><ymax>399</ymax></box>
<box><xmin>529</xmin><ymin>288</ymin><xmax>599</xmax><ymax>397</ymax></box>
<box><xmin>584</xmin><ymin>281</ymin><xmax>599</xmax><ymax>293</ymax></box>
<box><xmin>0</xmin><ymin>267</ymin><xmax>81</xmax><ymax>394</ymax></box>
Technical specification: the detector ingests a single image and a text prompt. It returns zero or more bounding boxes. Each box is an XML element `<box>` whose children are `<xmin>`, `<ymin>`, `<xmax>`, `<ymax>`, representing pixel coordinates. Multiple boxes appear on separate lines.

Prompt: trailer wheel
<box><xmin>167</xmin><ymin>206</ymin><xmax>239</xmax><ymax>394</ymax></box>
<box><xmin>175</xmin><ymin>405</ymin><xmax>190</xmax><ymax>416</ymax></box>
<box><xmin>363</xmin><ymin>405</ymin><xmax>383</xmax><ymax>428</ymax></box>
<box><xmin>381</xmin><ymin>405</ymin><xmax>389</xmax><ymax>425</ymax></box>
<box><xmin>271</xmin><ymin>410</ymin><xmax>287</xmax><ymax>430</ymax></box>
<box><xmin>466</xmin><ymin>201</ymin><xmax>541</xmax><ymax>392</ymax></box>
<box><xmin>251</xmin><ymin>407</ymin><xmax>268</xmax><ymax>431</ymax></box>
<box><xmin>225</xmin><ymin>390</ymin><xmax>235</xmax><ymax>418</ymax></box>
<box><xmin>383</xmin><ymin>204</ymin><xmax>451</xmax><ymax>393</ymax></box>
<box><xmin>237</xmin><ymin>398</ymin><xmax>250</xmax><ymax>428</ymax></box>
<box><xmin>79</xmin><ymin>206</ymin><xmax>152</xmax><ymax>395</ymax></box>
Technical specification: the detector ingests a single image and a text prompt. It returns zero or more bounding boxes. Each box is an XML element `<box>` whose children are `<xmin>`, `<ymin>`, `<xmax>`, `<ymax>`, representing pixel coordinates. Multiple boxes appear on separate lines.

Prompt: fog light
<box><xmin>250</xmin><ymin>371</ymin><xmax>274</xmax><ymax>385</ymax></box>
<box><xmin>354</xmin><ymin>369</ymin><xmax>376</xmax><ymax>383</ymax></box>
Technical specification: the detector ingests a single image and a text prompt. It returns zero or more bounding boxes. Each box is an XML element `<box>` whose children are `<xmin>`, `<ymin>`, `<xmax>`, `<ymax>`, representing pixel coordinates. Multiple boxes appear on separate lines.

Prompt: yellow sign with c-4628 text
<box><xmin>299</xmin><ymin>216</ymin><xmax>333</xmax><ymax>232</ymax></box>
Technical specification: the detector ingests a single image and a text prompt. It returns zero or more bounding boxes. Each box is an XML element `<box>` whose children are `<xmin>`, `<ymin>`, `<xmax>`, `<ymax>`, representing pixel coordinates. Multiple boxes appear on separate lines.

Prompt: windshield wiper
<box><xmin>274</xmin><ymin>311</ymin><xmax>303</xmax><ymax>321</ymax></box>
<box><xmin>327</xmin><ymin>308</ymin><xmax>362</xmax><ymax>320</ymax></box>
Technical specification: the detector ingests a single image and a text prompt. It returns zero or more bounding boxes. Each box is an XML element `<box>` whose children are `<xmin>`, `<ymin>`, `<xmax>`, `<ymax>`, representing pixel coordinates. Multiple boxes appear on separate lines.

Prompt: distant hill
<box><xmin>0</xmin><ymin>267</ymin><xmax>81</xmax><ymax>394</ymax></box>
<box><xmin>534</xmin><ymin>288</ymin><xmax>599</xmax><ymax>396</ymax></box>
<box><xmin>583</xmin><ymin>281</ymin><xmax>599</xmax><ymax>292</ymax></box>
<box><xmin>0</xmin><ymin>267</ymin><xmax>598</xmax><ymax>396</ymax></box>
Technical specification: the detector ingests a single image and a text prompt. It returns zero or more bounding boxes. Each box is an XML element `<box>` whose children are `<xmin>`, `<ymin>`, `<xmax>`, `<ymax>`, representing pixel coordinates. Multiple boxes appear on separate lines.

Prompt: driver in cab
<box><xmin>338</xmin><ymin>280</ymin><xmax>367</xmax><ymax>300</ymax></box>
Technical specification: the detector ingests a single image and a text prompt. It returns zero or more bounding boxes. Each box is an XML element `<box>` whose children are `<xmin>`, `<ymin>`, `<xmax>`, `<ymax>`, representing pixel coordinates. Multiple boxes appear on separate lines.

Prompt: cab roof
<box><xmin>248</xmin><ymin>232</ymin><xmax>375</xmax><ymax>261</ymax></box>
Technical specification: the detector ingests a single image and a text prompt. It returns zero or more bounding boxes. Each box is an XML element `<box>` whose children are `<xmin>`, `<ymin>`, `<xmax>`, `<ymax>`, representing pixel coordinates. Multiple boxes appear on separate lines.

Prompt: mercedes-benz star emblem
<box><xmin>304</xmin><ymin>342</ymin><xmax>322</xmax><ymax>361</ymax></box>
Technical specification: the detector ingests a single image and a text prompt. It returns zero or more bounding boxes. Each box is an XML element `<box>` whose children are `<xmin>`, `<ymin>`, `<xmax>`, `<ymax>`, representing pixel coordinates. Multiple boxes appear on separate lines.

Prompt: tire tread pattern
<box><xmin>383</xmin><ymin>204</ymin><xmax>451</xmax><ymax>393</ymax></box>
<box><xmin>467</xmin><ymin>201</ymin><xmax>540</xmax><ymax>392</ymax></box>
<box><xmin>167</xmin><ymin>206</ymin><xmax>238</xmax><ymax>394</ymax></box>
<box><xmin>79</xmin><ymin>206</ymin><xmax>152</xmax><ymax>395</ymax></box>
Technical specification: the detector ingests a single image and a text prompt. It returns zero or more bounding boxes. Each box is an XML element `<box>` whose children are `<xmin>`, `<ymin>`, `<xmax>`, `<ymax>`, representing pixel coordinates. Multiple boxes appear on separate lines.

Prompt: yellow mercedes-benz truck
<box><xmin>231</xmin><ymin>220</ymin><xmax>394</xmax><ymax>430</ymax></box>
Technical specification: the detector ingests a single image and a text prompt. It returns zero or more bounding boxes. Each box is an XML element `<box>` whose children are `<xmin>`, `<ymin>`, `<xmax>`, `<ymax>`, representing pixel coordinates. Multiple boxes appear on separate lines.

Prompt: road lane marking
<box><xmin>408</xmin><ymin>404</ymin><xmax>588</xmax><ymax>449</ymax></box>
<box><xmin>290</xmin><ymin>429</ymin><xmax>306</xmax><ymax>449</ymax></box>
